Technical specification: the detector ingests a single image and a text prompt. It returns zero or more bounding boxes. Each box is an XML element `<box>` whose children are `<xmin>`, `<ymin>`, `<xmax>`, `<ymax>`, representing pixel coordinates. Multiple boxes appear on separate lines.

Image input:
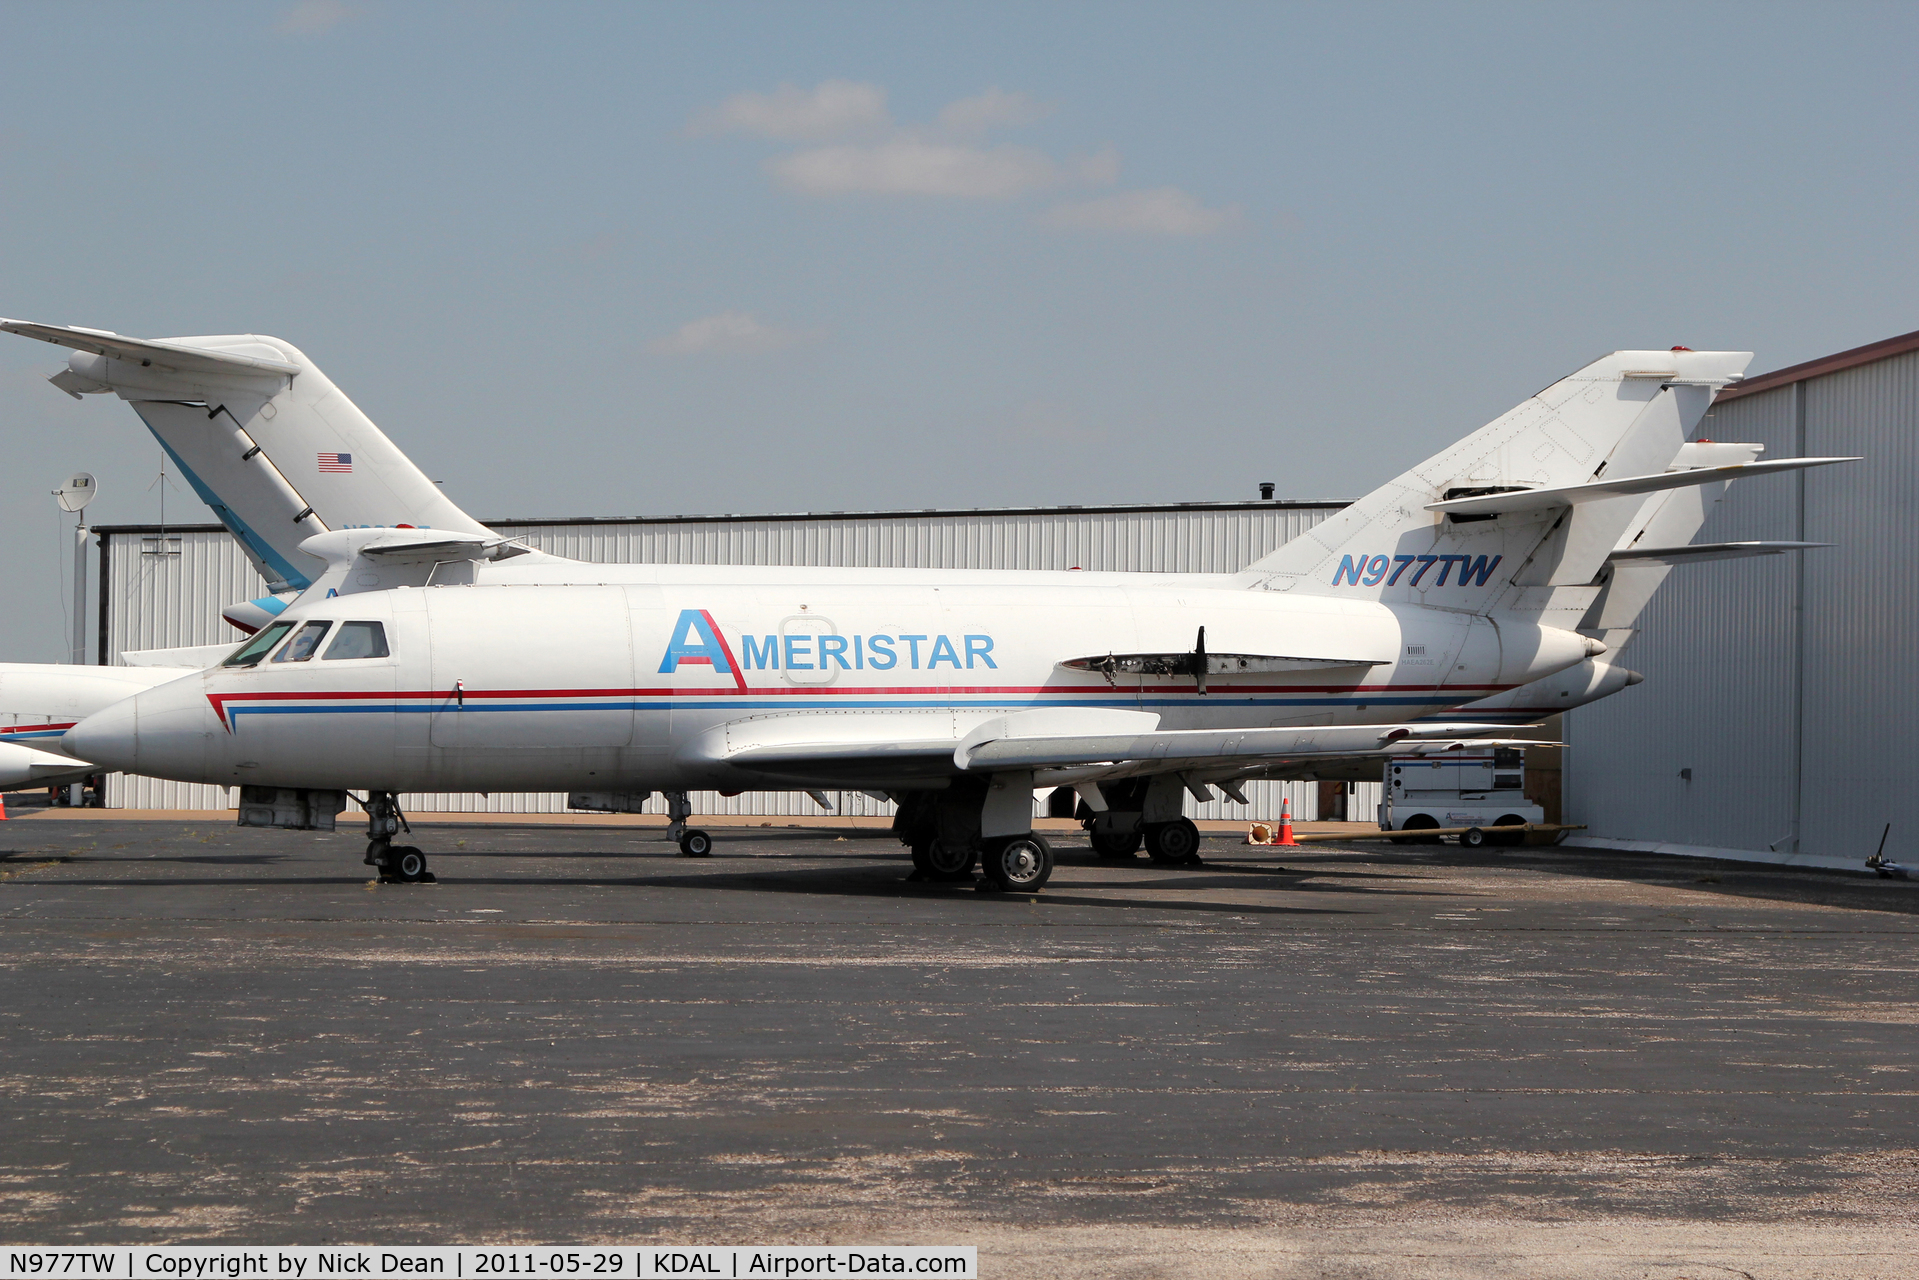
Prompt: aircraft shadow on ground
<box><xmin>1325</xmin><ymin>841</ymin><xmax>1919</xmax><ymax>917</ymax></box>
<box><xmin>6</xmin><ymin>841</ymin><xmax>1461</xmax><ymax>917</ymax></box>
<box><xmin>404</xmin><ymin>864</ymin><xmax>1370</xmax><ymax>917</ymax></box>
<box><xmin>17</xmin><ymin>831</ymin><xmax>1912</xmax><ymax>916</ymax></box>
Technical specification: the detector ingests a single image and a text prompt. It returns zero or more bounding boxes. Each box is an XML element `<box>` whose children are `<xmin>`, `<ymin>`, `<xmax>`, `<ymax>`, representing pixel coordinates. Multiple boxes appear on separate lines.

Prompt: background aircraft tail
<box><xmin>1241</xmin><ymin>349</ymin><xmax>1755</xmax><ymax>621</ymax></box>
<box><xmin>2</xmin><ymin>319</ymin><xmax>490</xmax><ymax>592</ymax></box>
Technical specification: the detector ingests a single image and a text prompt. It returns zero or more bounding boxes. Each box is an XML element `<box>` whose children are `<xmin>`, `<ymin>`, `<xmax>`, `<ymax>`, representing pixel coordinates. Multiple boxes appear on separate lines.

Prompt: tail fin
<box><xmin>3</xmin><ymin>319</ymin><xmax>489</xmax><ymax>591</ymax></box>
<box><xmin>1243</xmin><ymin>349</ymin><xmax>1753</xmax><ymax>617</ymax></box>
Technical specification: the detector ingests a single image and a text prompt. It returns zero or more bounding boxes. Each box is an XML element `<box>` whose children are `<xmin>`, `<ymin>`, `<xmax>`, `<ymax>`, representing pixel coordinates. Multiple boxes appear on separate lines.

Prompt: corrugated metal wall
<box><xmin>486</xmin><ymin>502</ymin><xmax>1335</xmax><ymax>573</ymax></box>
<box><xmin>1565</xmin><ymin>348</ymin><xmax>1918</xmax><ymax>861</ymax></box>
<box><xmin>101</xmin><ymin>501</ymin><xmax>1365</xmax><ymax>822</ymax></box>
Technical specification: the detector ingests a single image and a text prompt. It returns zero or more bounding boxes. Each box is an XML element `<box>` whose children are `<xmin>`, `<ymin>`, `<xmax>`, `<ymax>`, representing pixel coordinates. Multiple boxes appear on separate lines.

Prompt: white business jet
<box><xmin>40</xmin><ymin>332</ymin><xmax>1849</xmax><ymax>890</ymax></box>
<box><xmin>0</xmin><ymin>321</ymin><xmax>1824</xmax><ymax>808</ymax></box>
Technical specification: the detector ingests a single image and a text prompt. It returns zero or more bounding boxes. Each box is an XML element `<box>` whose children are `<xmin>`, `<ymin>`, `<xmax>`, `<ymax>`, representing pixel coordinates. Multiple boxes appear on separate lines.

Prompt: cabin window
<box><xmin>272</xmin><ymin>621</ymin><xmax>332</xmax><ymax>663</ymax></box>
<box><xmin>323</xmin><ymin>621</ymin><xmax>390</xmax><ymax>660</ymax></box>
<box><xmin>222</xmin><ymin>622</ymin><xmax>294</xmax><ymax>668</ymax></box>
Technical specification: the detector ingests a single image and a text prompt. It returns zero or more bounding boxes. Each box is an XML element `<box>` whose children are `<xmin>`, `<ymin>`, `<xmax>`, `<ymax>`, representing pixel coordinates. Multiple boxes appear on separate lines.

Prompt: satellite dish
<box><xmin>53</xmin><ymin>472</ymin><xmax>98</xmax><ymax>513</ymax></box>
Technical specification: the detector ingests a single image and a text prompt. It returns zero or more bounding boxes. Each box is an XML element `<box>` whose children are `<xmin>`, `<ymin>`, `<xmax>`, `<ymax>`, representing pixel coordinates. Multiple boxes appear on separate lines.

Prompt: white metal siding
<box><xmin>101</xmin><ymin>502</ymin><xmax>1345</xmax><ymax>819</ymax></box>
<box><xmin>103</xmin><ymin>528</ymin><xmax>274</xmax><ymax>812</ymax></box>
<box><xmin>487</xmin><ymin>503</ymin><xmax>1335</xmax><ymax>573</ymax></box>
<box><xmin>1566</xmin><ymin>348</ymin><xmax>1919</xmax><ymax>863</ymax></box>
<box><xmin>1798</xmin><ymin>354</ymin><xmax>1918</xmax><ymax>858</ymax></box>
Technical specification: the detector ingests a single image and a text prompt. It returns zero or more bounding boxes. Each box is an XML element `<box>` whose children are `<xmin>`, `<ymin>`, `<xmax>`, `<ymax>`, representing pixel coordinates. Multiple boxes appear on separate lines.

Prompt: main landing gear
<box><xmin>666</xmin><ymin>790</ymin><xmax>712</xmax><ymax>858</ymax></box>
<box><xmin>363</xmin><ymin>791</ymin><xmax>435</xmax><ymax>883</ymax></box>
<box><xmin>893</xmin><ymin>784</ymin><xmax>1056</xmax><ymax>892</ymax></box>
<box><xmin>1078</xmin><ymin>779</ymin><xmax>1207</xmax><ymax>868</ymax></box>
<box><xmin>979</xmin><ymin>833</ymin><xmax>1054</xmax><ymax>892</ymax></box>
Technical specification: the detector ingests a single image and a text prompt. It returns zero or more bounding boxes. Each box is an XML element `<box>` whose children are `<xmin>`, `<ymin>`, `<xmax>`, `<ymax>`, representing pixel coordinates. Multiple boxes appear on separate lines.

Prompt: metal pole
<box><xmin>71</xmin><ymin>519</ymin><xmax>88</xmax><ymax>665</ymax></box>
<box><xmin>70</xmin><ymin>519</ymin><xmax>87</xmax><ymax>807</ymax></box>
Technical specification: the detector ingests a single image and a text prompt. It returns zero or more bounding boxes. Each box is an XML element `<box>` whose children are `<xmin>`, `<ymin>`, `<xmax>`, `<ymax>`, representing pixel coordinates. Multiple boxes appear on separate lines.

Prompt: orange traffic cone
<box><xmin>1276</xmin><ymin>796</ymin><xmax>1297</xmax><ymax>845</ymax></box>
<box><xmin>0</xmin><ymin>792</ymin><xmax>8</xmax><ymax>820</ymax></box>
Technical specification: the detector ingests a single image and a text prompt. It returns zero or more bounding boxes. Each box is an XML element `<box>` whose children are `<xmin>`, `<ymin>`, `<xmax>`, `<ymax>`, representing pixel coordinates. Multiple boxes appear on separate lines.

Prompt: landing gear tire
<box><xmin>1089</xmin><ymin>826</ymin><xmax>1144</xmax><ymax>859</ymax></box>
<box><xmin>981</xmin><ymin>834</ymin><xmax>1053</xmax><ymax>892</ymax></box>
<box><xmin>385</xmin><ymin>846</ymin><xmax>433</xmax><ymax>884</ymax></box>
<box><xmin>1490</xmin><ymin>815</ymin><xmax>1527</xmax><ymax>847</ymax></box>
<box><xmin>924</xmin><ymin>839</ymin><xmax>977</xmax><ymax>881</ymax></box>
<box><xmin>1390</xmin><ymin>815</ymin><xmax>1441</xmax><ymax>845</ymax></box>
<box><xmin>909</xmin><ymin>840</ymin><xmax>936</xmax><ymax>879</ymax></box>
<box><xmin>1144</xmin><ymin>818</ymin><xmax>1202</xmax><ymax>866</ymax></box>
<box><xmin>677</xmin><ymin>828</ymin><xmax>713</xmax><ymax>858</ymax></box>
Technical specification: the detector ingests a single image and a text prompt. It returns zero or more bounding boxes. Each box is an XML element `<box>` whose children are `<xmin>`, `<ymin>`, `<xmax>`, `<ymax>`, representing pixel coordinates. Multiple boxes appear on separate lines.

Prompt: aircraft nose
<box><xmin>64</xmin><ymin>697</ymin><xmax>139</xmax><ymax>772</ymax></box>
<box><xmin>64</xmin><ymin>675</ymin><xmax>215</xmax><ymax>781</ymax></box>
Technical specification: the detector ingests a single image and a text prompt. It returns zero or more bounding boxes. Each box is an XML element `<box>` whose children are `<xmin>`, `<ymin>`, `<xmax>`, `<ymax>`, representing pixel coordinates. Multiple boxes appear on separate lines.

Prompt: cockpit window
<box><xmin>272</xmin><ymin>621</ymin><xmax>332</xmax><ymax>663</ymax></box>
<box><xmin>222</xmin><ymin>622</ymin><xmax>295</xmax><ymax>668</ymax></box>
<box><xmin>322</xmin><ymin>621</ymin><xmax>390</xmax><ymax>660</ymax></box>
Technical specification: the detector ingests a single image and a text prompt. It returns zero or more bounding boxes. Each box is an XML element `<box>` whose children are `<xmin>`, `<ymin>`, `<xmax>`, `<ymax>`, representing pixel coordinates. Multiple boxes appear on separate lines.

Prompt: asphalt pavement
<box><xmin>2</xmin><ymin>816</ymin><xmax>1915</xmax><ymax>1278</ymax></box>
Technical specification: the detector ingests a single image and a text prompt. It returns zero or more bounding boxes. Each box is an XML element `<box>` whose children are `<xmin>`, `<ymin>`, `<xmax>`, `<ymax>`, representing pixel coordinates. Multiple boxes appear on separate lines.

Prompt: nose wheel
<box><xmin>362</xmin><ymin>791</ymin><xmax>434</xmax><ymax>883</ymax></box>
<box><xmin>367</xmin><ymin>839</ymin><xmax>435</xmax><ymax>884</ymax></box>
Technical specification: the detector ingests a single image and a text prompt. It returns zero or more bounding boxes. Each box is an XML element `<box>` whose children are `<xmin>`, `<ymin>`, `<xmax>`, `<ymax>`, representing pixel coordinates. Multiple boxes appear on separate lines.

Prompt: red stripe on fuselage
<box><xmin>205</xmin><ymin>679</ymin><xmax>1519</xmax><ymax>727</ymax></box>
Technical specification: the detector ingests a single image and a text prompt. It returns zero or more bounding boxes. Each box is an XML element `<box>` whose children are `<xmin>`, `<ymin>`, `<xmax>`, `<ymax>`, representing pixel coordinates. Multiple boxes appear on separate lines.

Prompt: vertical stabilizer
<box><xmin>1242</xmin><ymin>349</ymin><xmax>1753</xmax><ymax>621</ymax></box>
<box><xmin>3</xmin><ymin>320</ymin><xmax>490</xmax><ymax>591</ymax></box>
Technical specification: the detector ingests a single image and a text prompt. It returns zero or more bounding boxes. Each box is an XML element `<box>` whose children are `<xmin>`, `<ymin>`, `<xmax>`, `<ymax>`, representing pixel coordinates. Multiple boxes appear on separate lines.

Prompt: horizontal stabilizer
<box><xmin>1608</xmin><ymin>540</ymin><xmax>1830</xmax><ymax>566</ymax></box>
<box><xmin>298</xmin><ymin>527</ymin><xmax>528</xmax><ymax>570</ymax></box>
<box><xmin>120</xmin><ymin>644</ymin><xmax>233</xmax><ymax>669</ymax></box>
<box><xmin>1426</xmin><ymin>456</ymin><xmax>1857</xmax><ymax>518</ymax></box>
<box><xmin>359</xmin><ymin>536</ymin><xmax>530</xmax><ymax>565</ymax></box>
<box><xmin>0</xmin><ymin>318</ymin><xmax>301</xmax><ymax>378</ymax></box>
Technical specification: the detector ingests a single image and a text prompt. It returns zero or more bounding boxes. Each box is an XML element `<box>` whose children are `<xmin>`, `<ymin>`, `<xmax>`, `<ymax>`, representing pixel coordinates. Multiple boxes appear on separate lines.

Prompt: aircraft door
<box><xmin>428</xmin><ymin>587</ymin><xmax>635</xmax><ymax>749</ymax></box>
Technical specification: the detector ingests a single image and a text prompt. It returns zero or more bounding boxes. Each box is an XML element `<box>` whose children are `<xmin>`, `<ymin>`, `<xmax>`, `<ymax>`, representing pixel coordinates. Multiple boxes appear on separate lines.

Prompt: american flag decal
<box><xmin>317</xmin><ymin>452</ymin><xmax>352</xmax><ymax>473</ymax></box>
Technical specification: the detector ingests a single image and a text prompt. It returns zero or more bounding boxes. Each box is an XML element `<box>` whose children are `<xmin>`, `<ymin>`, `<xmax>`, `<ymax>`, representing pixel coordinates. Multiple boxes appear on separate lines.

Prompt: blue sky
<box><xmin>2</xmin><ymin>1</ymin><xmax>1916</xmax><ymax>659</ymax></box>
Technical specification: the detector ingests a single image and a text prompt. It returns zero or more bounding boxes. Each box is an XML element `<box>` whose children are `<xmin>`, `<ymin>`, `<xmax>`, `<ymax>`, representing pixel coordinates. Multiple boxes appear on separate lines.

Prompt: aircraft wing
<box><xmin>697</xmin><ymin>706</ymin><xmax>1527</xmax><ymax>789</ymax></box>
<box><xmin>0</xmin><ymin>319</ymin><xmax>301</xmax><ymax>378</ymax></box>
<box><xmin>952</xmin><ymin>718</ymin><xmax>1522</xmax><ymax>782</ymax></box>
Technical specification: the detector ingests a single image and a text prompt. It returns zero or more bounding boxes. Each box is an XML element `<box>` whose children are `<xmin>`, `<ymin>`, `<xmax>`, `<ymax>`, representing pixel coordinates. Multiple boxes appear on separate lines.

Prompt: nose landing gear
<box><xmin>363</xmin><ymin>791</ymin><xmax>436</xmax><ymax>884</ymax></box>
<box><xmin>666</xmin><ymin>790</ymin><xmax>713</xmax><ymax>857</ymax></box>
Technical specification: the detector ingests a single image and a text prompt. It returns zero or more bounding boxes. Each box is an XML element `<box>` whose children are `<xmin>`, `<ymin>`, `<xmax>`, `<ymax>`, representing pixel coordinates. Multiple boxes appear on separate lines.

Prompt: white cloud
<box><xmin>692</xmin><ymin>80</ymin><xmax>890</xmax><ymax>141</ymax></box>
<box><xmin>770</xmin><ymin>140</ymin><xmax>1097</xmax><ymax>200</ymax></box>
<box><xmin>1040</xmin><ymin>187</ymin><xmax>1245</xmax><ymax>236</ymax></box>
<box><xmin>275</xmin><ymin>0</ymin><xmax>353</xmax><ymax>35</ymax></box>
<box><xmin>936</xmin><ymin>88</ymin><xmax>1050</xmax><ymax>136</ymax></box>
<box><xmin>649</xmin><ymin>312</ymin><xmax>818</xmax><ymax>356</ymax></box>
<box><xmin>697</xmin><ymin>82</ymin><xmax>1164</xmax><ymax>211</ymax></box>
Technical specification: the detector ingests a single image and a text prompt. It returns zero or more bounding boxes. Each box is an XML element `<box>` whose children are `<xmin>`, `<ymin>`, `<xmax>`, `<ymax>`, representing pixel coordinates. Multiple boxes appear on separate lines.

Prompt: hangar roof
<box><xmin>1718</xmin><ymin>326</ymin><xmax>1919</xmax><ymax>402</ymax></box>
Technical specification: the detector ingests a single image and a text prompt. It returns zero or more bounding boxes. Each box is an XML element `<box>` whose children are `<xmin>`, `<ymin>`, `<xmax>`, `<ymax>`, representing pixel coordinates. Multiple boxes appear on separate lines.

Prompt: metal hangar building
<box><xmin>1565</xmin><ymin>328</ymin><xmax>1919</xmax><ymax>869</ymax></box>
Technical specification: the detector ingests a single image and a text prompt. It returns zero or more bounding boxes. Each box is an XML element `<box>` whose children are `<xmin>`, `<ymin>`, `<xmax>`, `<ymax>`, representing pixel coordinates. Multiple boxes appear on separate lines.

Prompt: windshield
<box><xmin>222</xmin><ymin>622</ymin><xmax>295</xmax><ymax>668</ymax></box>
<box><xmin>272</xmin><ymin>621</ymin><xmax>332</xmax><ymax>663</ymax></box>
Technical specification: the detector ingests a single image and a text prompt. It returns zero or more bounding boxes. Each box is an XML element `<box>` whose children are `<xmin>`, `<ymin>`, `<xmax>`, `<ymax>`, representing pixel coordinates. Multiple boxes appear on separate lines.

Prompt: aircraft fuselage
<box><xmin>68</xmin><ymin>563</ymin><xmax>1596</xmax><ymax>794</ymax></box>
